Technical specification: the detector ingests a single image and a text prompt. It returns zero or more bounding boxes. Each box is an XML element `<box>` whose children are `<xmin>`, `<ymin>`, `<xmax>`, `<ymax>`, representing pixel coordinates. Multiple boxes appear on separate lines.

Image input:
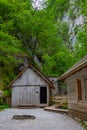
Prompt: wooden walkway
<box><xmin>44</xmin><ymin>105</ymin><xmax>68</xmax><ymax>114</ymax></box>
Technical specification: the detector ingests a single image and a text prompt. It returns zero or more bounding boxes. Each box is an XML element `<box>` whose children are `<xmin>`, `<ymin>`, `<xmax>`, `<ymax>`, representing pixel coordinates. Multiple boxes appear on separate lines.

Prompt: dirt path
<box><xmin>0</xmin><ymin>108</ymin><xmax>84</xmax><ymax>130</ymax></box>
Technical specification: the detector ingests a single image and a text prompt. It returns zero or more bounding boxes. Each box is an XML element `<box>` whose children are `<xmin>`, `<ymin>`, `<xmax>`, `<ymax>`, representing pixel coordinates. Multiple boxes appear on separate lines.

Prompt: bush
<box><xmin>0</xmin><ymin>104</ymin><xmax>9</xmax><ymax>110</ymax></box>
<box><xmin>0</xmin><ymin>97</ymin><xmax>4</xmax><ymax>105</ymax></box>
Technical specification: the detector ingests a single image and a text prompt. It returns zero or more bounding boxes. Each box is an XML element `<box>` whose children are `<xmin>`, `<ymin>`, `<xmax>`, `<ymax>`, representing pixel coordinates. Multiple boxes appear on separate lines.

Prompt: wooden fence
<box><xmin>6</xmin><ymin>97</ymin><xmax>11</xmax><ymax>106</ymax></box>
<box><xmin>53</xmin><ymin>96</ymin><xmax>68</xmax><ymax>109</ymax></box>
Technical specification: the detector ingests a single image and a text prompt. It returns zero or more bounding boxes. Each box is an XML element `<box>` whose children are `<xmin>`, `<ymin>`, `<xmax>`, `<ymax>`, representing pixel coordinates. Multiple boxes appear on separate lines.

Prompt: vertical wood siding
<box><xmin>12</xmin><ymin>68</ymin><xmax>49</xmax><ymax>107</ymax></box>
<box><xmin>12</xmin><ymin>86</ymin><xmax>48</xmax><ymax>107</ymax></box>
<box><xmin>66</xmin><ymin>67</ymin><xmax>87</xmax><ymax>120</ymax></box>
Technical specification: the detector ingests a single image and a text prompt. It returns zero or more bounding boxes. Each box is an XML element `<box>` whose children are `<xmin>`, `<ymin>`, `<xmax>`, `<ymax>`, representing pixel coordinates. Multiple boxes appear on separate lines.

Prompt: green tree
<box><xmin>0</xmin><ymin>31</ymin><xmax>24</xmax><ymax>87</ymax></box>
<box><xmin>74</xmin><ymin>31</ymin><xmax>87</xmax><ymax>60</ymax></box>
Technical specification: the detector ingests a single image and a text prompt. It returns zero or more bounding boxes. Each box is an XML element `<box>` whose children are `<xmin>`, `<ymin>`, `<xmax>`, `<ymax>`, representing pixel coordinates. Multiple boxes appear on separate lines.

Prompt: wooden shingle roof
<box><xmin>58</xmin><ymin>54</ymin><xmax>87</xmax><ymax>80</ymax></box>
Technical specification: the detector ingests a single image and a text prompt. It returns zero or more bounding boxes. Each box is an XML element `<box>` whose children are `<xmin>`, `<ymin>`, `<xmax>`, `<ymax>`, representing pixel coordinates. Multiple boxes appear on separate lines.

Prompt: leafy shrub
<box><xmin>0</xmin><ymin>97</ymin><xmax>4</xmax><ymax>105</ymax></box>
<box><xmin>0</xmin><ymin>104</ymin><xmax>9</xmax><ymax>110</ymax></box>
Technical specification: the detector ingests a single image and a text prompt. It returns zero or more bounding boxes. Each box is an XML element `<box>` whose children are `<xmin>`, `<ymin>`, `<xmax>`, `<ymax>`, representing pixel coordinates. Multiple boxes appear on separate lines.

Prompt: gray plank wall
<box><xmin>66</xmin><ymin>68</ymin><xmax>87</xmax><ymax>111</ymax></box>
<box><xmin>12</xmin><ymin>68</ymin><xmax>49</xmax><ymax>107</ymax></box>
<box><xmin>67</xmin><ymin>68</ymin><xmax>87</xmax><ymax>102</ymax></box>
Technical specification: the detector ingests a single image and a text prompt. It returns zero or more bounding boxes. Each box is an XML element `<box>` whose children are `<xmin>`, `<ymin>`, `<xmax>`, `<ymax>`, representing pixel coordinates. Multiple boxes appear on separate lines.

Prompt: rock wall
<box><xmin>62</xmin><ymin>0</ymin><xmax>85</xmax><ymax>49</ymax></box>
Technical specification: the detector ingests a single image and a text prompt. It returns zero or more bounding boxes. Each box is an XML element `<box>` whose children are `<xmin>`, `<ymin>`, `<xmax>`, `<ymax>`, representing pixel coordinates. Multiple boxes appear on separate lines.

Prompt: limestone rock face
<box><xmin>62</xmin><ymin>0</ymin><xmax>86</xmax><ymax>48</ymax></box>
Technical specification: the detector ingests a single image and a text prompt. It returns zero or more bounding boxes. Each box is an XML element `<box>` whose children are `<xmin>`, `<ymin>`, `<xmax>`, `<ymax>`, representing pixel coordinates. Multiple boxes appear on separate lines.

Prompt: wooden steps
<box><xmin>53</xmin><ymin>96</ymin><xmax>67</xmax><ymax>109</ymax></box>
<box><xmin>44</xmin><ymin>105</ymin><xmax>68</xmax><ymax>114</ymax></box>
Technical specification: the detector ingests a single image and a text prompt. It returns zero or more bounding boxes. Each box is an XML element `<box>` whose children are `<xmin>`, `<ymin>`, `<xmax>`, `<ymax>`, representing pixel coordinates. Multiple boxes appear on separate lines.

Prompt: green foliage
<box><xmin>0</xmin><ymin>98</ymin><xmax>4</xmax><ymax>105</ymax></box>
<box><xmin>3</xmin><ymin>90</ymin><xmax>10</xmax><ymax>97</ymax></box>
<box><xmin>0</xmin><ymin>26</ymin><xmax>24</xmax><ymax>88</ymax></box>
<box><xmin>0</xmin><ymin>0</ymin><xmax>13</xmax><ymax>21</ymax></box>
<box><xmin>0</xmin><ymin>0</ymin><xmax>31</xmax><ymax>89</ymax></box>
<box><xmin>42</xmin><ymin>48</ymin><xmax>74</xmax><ymax>76</ymax></box>
<box><xmin>47</xmin><ymin>0</ymin><xmax>70</xmax><ymax>19</ymax></box>
<box><xmin>75</xmin><ymin>0</ymin><xmax>87</xmax><ymax>15</ymax></box>
<box><xmin>0</xmin><ymin>0</ymin><xmax>86</xmax><ymax>91</ymax></box>
<box><xmin>56</xmin><ymin>22</ymin><xmax>69</xmax><ymax>47</ymax></box>
<box><xmin>0</xmin><ymin>104</ymin><xmax>9</xmax><ymax>110</ymax></box>
<box><xmin>74</xmin><ymin>30</ymin><xmax>87</xmax><ymax>60</ymax></box>
<box><xmin>0</xmin><ymin>31</ymin><xmax>22</xmax><ymax>56</ymax></box>
<box><xmin>62</xmin><ymin>101</ymin><xmax>68</xmax><ymax>109</ymax></box>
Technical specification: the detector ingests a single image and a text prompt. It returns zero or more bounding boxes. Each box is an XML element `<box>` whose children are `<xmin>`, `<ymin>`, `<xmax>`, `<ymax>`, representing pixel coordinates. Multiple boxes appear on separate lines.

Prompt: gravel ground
<box><xmin>0</xmin><ymin>108</ymin><xmax>84</xmax><ymax>130</ymax></box>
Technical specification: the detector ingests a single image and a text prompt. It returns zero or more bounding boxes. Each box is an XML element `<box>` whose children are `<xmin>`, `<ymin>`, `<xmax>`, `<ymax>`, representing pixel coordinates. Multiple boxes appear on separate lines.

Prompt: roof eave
<box><xmin>7</xmin><ymin>65</ymin><xmax>55</xmax><ymax>89</ymax></box>
<box><xmin>58</xmin><ymin>61</ymin><xmax>87</xmax><ymax>81</ymax></box>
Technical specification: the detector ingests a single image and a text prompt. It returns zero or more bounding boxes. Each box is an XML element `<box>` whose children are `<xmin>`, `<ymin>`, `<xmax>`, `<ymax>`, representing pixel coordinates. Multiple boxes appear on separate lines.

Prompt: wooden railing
<box><xmin>53</xmin><ymin>96</ymin><xmax>68</xmax><ymax>109</ymax></box>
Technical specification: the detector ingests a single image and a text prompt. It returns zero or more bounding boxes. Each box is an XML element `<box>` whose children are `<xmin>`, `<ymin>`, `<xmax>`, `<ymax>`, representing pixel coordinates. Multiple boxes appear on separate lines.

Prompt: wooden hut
<box><xmin>9</xmin><ymin>64</ymin><xmax>54</xmax><ymax>107</ymax></box>
<box><xmin>58</xmin><ymin>55</ymin><xmax>87</xmax><ymax>120</ymax></box>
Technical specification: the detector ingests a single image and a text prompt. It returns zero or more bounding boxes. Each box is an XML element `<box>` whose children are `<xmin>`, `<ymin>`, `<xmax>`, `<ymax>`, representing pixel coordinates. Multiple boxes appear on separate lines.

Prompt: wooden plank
<box><xmin>12</xmin><ymin>66</ymin><xmax>50</xmax><ymax>107</ymax></box>
<box><xmin>69</xmin><ymin>109</ymin><xmax>87</xmax><ymax>120</ymax></box>
<box><xmin>85</xmin><ymin>77</ymin><xmax>87</xmax><ymax>101</ymax></box>
<box><xmin>77</xmin><ymin>79</ymin><xmax>82</xmax><ymax>100</ymax></box>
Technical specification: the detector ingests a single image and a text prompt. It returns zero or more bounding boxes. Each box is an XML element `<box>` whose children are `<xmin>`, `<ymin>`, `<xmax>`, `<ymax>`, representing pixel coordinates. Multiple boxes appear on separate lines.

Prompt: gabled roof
<box><xmin>8</xmin><ymin>64</ymin><xmax>54</xmax><ymax>89</ymax></box>
<box><xmin>58</xmin><ymin>54</ymin><xmax>87</xmax><ymax>81</ymax></box>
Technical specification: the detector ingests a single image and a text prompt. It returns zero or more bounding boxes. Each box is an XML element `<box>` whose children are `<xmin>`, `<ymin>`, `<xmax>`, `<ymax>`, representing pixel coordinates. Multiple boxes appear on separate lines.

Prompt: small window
<box><xmin>77</xmin><ymin>79</ymin><xmax>82</xmax><ymax>100</ymax></box>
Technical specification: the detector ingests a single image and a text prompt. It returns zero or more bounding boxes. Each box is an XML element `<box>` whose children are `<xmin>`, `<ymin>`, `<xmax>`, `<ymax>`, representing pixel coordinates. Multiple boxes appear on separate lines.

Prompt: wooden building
<box><xmin>49</xmin><ymin>77</ymin><xmax>59</xmax><ymax>96</ymax></box>
<box><xmin>49</xmin><ymin>77</ymin><xmax>67</xmax><ymax>96</ymax></box>
<box><xmin>58</xmin><ymin>55</ymin><xmax>87</xmax><ymax>120</ymax></box>
<box><xmin>9</xmin><ymin>65</ymin><xmax>54</xmax><ymax>107</ymax></box>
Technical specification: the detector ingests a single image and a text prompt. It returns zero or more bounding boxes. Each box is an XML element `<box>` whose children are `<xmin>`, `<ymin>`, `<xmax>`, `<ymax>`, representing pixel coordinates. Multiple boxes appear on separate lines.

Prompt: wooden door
<box><xmin>85</xmin><ymin>78</ymin><xmax>87</xmax><ymax>101</ymax></box>
<box><xmin>34</xmin><ymin>86</ymin><xmax>40</xmax><ymax>106</ymax></box>
<box><xmin>77</xmin><ymin>79</ymin><xmax>82</xmax><ymax>100</ymax></box>
<box><xmin>12</xmin><ymin>86</ymin><xmax>40</xmax><ymax>107</ymax></box>
<box><xmin>22</xmin><ymin>87</ymin><xmax>28</xmax><ymax>104</ymax></box>
<box><xmin>27</xmin><ymin>86</ymin><xmax>40</xmax><ymax>106</ymax></box>
<box><xmin>40</xmin><ymin>86</ymin><xmax>47</xmax><ymax>104</ymax></box>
